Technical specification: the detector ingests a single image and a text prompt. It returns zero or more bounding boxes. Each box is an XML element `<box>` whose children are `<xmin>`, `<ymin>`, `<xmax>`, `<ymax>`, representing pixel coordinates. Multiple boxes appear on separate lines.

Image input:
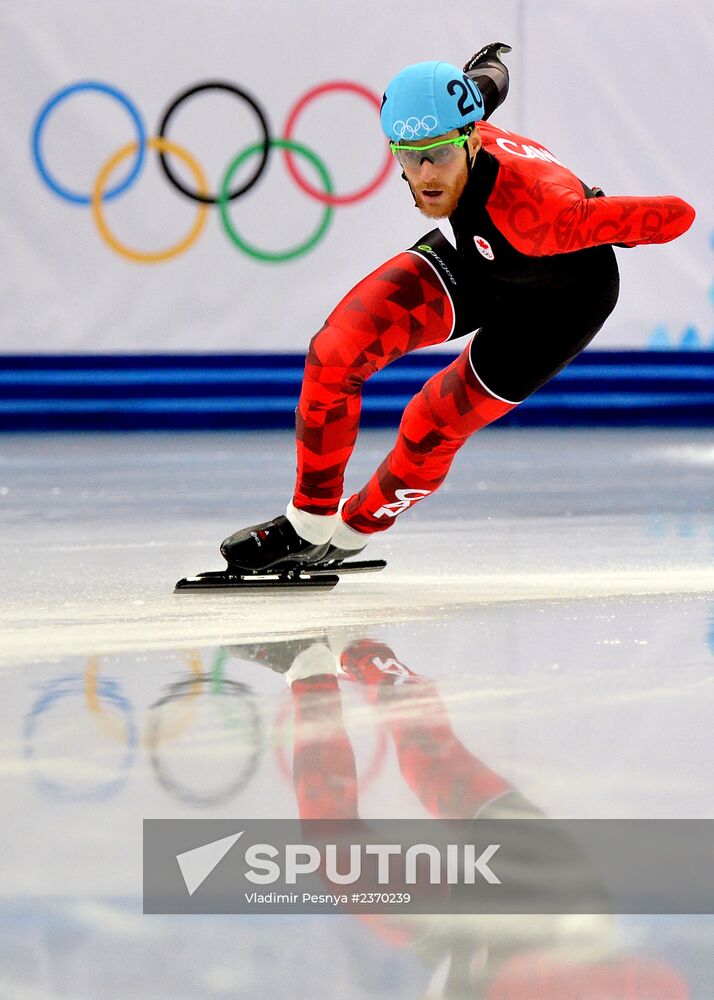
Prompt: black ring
<box><xmin>156</xmin><ymin>80</ymin><xmax>271</xmax><ymax>205</ymax></box>
<box><xmin>147</xmin><ymin>677</ymin><xmax>262</xmax><ymax>806</ymax></box>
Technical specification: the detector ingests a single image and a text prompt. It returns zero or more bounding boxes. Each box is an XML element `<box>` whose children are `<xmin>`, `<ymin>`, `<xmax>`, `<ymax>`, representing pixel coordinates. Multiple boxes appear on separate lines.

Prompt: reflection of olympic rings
<box><xmin>147</xmin><ymin>650</ymin><xmax>263</xmax><ymax>808</ymax></box>
<box><xmin>84</xmin><ymin>651</ymin><xmax>204</xmax><ymax>746</ymax></box>
<box><xmin>24</xmin><ymin>674</ymin><xmax>137</xmax><ymax>802</ymax></box>
<box><xmin>30</xmin><ymin>77</ymin><xmax>394</xmax><ymax>264</ymax></box>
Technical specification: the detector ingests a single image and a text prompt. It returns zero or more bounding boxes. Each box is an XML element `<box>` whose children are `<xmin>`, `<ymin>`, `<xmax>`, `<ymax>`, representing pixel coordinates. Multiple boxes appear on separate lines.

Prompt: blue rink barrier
<box><xmin>1</xmin><ymin>351</ymin><xmax>713</xmax><ymax>431</ymax></box>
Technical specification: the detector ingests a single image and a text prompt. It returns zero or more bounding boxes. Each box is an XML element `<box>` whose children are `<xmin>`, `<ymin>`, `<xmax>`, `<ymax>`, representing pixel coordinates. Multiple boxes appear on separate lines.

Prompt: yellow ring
<box><xmin>143</xmin><ymin>651</ymin><xmax>206</xmax><ymax>747</ymax></box>
<box><xmin>91</xmin><ymin>136</ymin><xmax>209</xmax><ymax>263</ymax></box>
<box><xmin>85</xmin><ymin>652</ymin><xmax>204</xmax><ymax>745</ymax></box>
<box><xmin>85</xmin><ymin>655</ymin><xmax>134</xmax><ymax>744</ymax></box>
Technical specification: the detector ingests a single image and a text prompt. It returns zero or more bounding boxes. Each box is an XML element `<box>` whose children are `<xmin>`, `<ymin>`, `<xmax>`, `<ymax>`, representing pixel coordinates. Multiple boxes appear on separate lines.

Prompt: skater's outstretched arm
<box><xmin>475</xmin><ymin>122</ymin><xmax>696</xmax><ymax>257</ymax></box>
<box><xmin>463</xmin><ymin>41</ymin><xmax>511</xmax><ymax>120</ymax></box>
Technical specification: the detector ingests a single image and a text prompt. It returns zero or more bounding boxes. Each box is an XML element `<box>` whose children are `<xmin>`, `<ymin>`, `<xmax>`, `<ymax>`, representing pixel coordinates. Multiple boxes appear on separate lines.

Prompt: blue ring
<box><xmin>24</xmin><ymin>674</ymin><xmax>137</xmax><ymax>802</ymax></box>
<box><xmin>31</xmin><ymin>80</ymin><xmax>146</xmax><ymax>205</ymax></box>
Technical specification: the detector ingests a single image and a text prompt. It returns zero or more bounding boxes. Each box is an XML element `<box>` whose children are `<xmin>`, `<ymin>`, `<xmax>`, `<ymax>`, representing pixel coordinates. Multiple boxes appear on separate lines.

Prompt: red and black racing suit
<box><xmin>292</xmin><ymin>122</ymin><xmax>695</xmax><ymax>533</ymax></box>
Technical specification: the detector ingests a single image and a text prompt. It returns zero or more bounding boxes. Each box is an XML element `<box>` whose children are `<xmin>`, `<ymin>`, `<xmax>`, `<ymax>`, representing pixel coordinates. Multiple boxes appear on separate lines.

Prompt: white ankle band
<box><xmin>331</xmin><ymin>517</ymin><xmax>370</xmax><ymax>551</ymax></box>
<box><xmin>285</xmin><ymin>502</ymin><xmax>338</xmax><ymax>544</ymax></box>
<box><xmin>285</xmin><ymin>642</ymin><xmax>340</xmax><ymax>686</ymax></box>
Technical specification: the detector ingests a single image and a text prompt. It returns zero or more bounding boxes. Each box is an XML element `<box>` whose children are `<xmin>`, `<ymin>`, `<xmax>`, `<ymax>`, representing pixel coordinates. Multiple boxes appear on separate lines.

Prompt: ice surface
<box><xmin>0</xmin><ymin>428</ymin><xmax>713</xmax><ymax>997</ymax></box>
<box><xmin>1</xmin><ymin>428</ymin><xmax>713</xmax><ymax>662</ymax></box>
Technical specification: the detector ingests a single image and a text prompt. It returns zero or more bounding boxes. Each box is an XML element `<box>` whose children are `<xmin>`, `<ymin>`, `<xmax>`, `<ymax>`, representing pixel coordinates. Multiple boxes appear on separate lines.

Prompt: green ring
<box><xmin>211</xmin><ymin>648</ymin><xmax>253</xmax><ymax>731</ymax></box>
<box><xmin>218</xmin><ymin>138</ymin><xmax>333</xmax><ymax>263</ymax></box>
<box><xmin>210</xmin><ymin>648</ymin><xmax>228</xmax><ymax>695</ymax></box>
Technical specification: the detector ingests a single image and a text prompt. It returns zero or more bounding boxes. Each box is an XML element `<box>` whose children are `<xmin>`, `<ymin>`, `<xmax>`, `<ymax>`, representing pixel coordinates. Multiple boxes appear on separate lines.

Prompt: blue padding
<box><xmin>0</xmin><ymin>363</ymin><xmax>712</xmax><ymax>387</ymax></box>
<box><xmin>1</xmin><ymin>350</ymin><xmax>713</xmax><ymax>431</ymax></box>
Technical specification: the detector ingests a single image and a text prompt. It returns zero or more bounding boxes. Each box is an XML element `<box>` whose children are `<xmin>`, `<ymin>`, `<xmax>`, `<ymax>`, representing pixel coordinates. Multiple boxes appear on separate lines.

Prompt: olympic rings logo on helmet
<box><xmin>391</xmin><ymin>116</ymin><xmax>439</xmax><ymax>141</ymax></box>
<box><xmin>30</xmin><ymin>78</ymin><xmax>394</xmax><ymax>265</ymax></box>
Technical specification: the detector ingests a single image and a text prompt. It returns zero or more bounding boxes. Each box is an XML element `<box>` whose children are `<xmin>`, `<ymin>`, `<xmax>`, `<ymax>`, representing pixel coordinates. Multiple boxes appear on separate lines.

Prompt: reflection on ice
<box><xmin>147</xmin><ymin>659</ymin><xmax>262</xmax><ymax>807</ymax></box>
<box><xmin>25</xmin><ymin>671</ymin><xmax>137</xmax><ymax>801</ymax></box>
<box><xmin>1</xmin><ymin>429</ymin><xmax>712</xmax><ymax>996</ymax></box>
<box><xmin>3</xmin><ymin>621</ymin><xmax>712</xmax><ymax>996</ymax></box>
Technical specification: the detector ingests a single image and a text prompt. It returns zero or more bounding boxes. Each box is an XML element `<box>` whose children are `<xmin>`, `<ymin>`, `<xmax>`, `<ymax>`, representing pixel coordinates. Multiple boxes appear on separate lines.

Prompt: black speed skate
<box><xmin>220</xmin><ymin>515</ymin><xmax>330</xmax><ymax>573</ymax></box>
<box><xmin>174</xmin><ymin>514</ymin><xmax>387</xmax><ymax>593</ymax></box>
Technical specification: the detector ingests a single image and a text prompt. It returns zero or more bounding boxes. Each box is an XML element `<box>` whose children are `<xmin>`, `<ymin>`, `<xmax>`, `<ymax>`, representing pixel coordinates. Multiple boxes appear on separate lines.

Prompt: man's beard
<box><xmin>413</xmin><ymin>183</ymin><xmax>463</xmax><ymax>220</ymax></box>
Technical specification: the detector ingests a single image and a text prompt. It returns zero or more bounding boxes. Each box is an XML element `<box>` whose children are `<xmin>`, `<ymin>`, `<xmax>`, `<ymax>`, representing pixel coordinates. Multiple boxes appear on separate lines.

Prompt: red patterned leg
<box><xmin>292</xmin><ymin>251</ymin><xmax>454</xmax><ymax>515</ymax></box>
<box><xmin>291</xmin><ymin>676</ymin><xmax>358</xmax><ymax>820</ymax></box>
<box><xmin>342</xmin><ymin>343</ymin><xmax>517</xmax><ymax>533</ymax></box>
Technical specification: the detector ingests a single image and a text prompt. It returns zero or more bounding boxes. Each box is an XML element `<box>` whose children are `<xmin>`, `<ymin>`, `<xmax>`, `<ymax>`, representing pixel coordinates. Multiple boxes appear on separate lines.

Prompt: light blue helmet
<box><xmin>380</xmin><ymin>61</ymin><xmax>485</xmax><ymax>143</ymax></box>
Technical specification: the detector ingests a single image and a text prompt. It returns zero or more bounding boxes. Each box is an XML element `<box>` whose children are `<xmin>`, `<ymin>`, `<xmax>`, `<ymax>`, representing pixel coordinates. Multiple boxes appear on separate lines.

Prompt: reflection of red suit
<box><xmin>288</xmin><ymin>638</ymin><xmax>690</xmax><ymax>1000</ymax></box>
<box><xmin>487</xmin><ymin>953</ymin><xmax>688</xmax><ymax>1000</ymax></box>
<box><xmin>290</xmin><ymin>638</ymin><xmax>511</xmax><ymax>935</ymax></box>
<box><xmin>291</xmin><ymin>639</ymin><xmax>511</xmax><ymax>822</ymax></box>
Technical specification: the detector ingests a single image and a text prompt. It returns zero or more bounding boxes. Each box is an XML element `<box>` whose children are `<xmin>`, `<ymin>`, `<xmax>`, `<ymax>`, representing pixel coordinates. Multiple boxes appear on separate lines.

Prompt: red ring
<box><xmin>282</xmin><ymin>81</ymin><xmax>394</xmax><ymax>206</ymax></box>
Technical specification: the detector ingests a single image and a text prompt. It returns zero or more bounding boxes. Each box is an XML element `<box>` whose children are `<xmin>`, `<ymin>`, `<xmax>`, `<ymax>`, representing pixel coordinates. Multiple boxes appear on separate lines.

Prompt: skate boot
<box><xmin>220</xmin><ymin>515</ymin><xmax>331</xmax><ymax>573</ymax></box>
<box><xmin>223</xmin><ymin>636</ymin><xmax>330</xmax><ymax>674</ymax></box>
<box><xmin>175</xmin><ymin>510</ymin><xmax>385</xmax><ymax>593</ymax></box>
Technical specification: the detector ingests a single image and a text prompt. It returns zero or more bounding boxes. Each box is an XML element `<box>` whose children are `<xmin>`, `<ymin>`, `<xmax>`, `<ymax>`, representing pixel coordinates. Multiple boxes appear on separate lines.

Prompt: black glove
<box><xmin>463</xmin><ymin>42</ymin><xmax>512</xmax><ymax>120</ymax></box>
<box><xmin>463</xmin><ymin>41</ymin><xmax>512</xmax><ymax>75</ymax></box>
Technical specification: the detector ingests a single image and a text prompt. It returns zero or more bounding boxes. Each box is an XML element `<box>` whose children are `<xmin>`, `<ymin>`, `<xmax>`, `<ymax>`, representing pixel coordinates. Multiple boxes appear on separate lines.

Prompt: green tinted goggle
<box><xmin>389</xmin><ymin>133</ymin><xmax>471</xmax><ymax>169</ymax></box>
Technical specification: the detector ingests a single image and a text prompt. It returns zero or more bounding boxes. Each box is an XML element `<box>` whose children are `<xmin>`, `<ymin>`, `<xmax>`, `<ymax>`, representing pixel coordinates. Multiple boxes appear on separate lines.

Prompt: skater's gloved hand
<box><xmin>463</xmin><ymin>42</ymin><xmax>512</xmax><ymax>119</ymax></box>
<box><xmin>463</xmin><ymin>41</ymin><xmax>512</xmax><ymax>76</ymax></box>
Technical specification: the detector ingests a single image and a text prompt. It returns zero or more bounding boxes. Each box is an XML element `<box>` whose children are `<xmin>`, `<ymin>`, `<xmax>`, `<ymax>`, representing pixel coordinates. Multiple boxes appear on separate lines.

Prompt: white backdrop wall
<box><xmin>1</xmin><ymin>0</ymin><xmax>711</xmax><ymax>354</ymax></box>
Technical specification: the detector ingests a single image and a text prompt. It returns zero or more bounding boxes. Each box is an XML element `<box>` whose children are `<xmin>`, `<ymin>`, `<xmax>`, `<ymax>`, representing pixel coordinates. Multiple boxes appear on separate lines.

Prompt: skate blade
<box><xmin>174</xmin><ymin>559</ymin><xmax>386</xmax><ymax>593</ymax></box>
<box><xmin>307</xmin><ymin>559</ymin><xmax>387</xmax><ymax>576</ymax></box>
<box><xmin>174</xmin><ymin>570</ymin><xmax>339</xmax><ymax>593</ymax></box>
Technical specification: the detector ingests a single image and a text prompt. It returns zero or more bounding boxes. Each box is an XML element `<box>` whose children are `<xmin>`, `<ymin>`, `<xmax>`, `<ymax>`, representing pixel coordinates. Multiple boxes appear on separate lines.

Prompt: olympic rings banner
<box><xmin>31</xmin><ymin>79</ymin><xmax>394</xmax><ymax>265</ymax></box>
<box><xmin>1</xmin><ymin>0</ymin><xmax>710</xmax><ymax>353</ymax></box>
